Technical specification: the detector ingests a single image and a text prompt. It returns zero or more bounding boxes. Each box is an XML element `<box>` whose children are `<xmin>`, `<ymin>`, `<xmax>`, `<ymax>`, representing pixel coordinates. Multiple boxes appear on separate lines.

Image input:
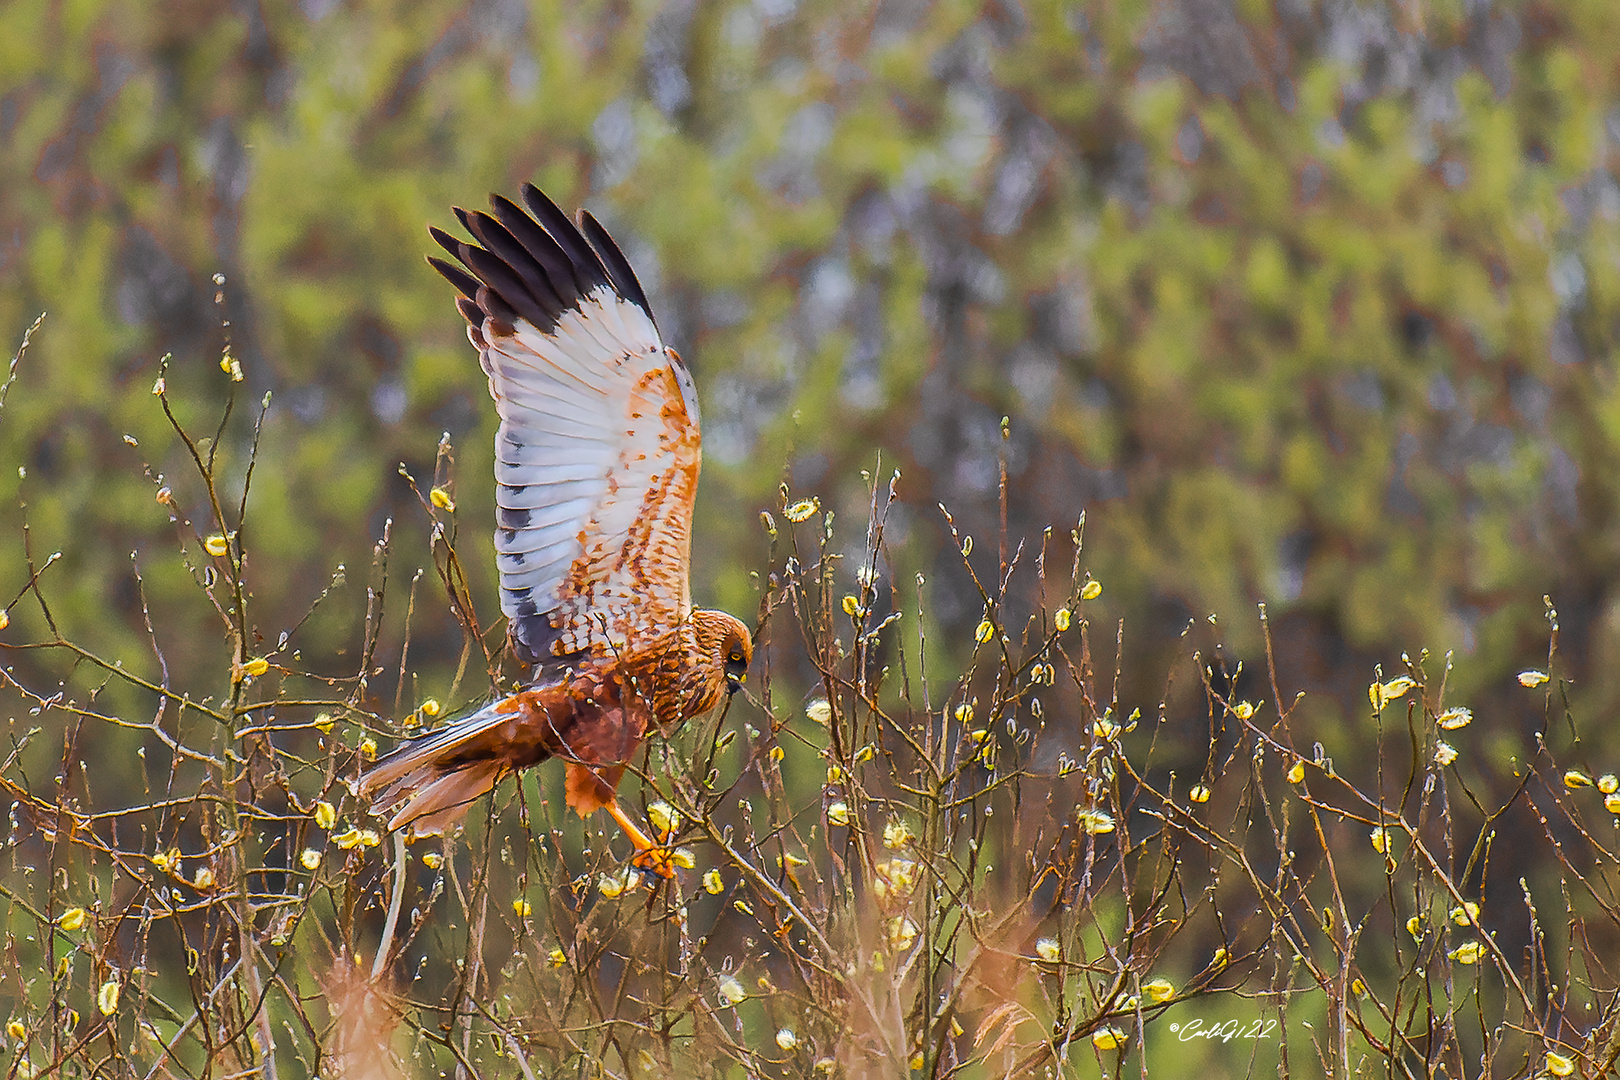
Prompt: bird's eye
<box><xmin>728</xmin><ymin>652</ymin><xmax>744</xmax><ymax>665</ymax></box>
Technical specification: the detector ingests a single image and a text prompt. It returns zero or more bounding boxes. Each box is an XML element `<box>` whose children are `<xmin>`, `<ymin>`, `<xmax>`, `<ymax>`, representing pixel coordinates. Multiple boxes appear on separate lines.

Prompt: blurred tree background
<box><xmin>4</xmin><ymin>0</ymin><xmax>1620</xmax><ymax>926</ymax></box>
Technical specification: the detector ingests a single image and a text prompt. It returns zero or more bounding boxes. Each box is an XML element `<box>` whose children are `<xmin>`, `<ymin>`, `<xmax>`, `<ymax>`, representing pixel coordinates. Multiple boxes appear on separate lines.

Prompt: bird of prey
<box><xmin>361</xmin><ymin>184</ymin><xmax>752</xmax><ymax>876</ymax></box>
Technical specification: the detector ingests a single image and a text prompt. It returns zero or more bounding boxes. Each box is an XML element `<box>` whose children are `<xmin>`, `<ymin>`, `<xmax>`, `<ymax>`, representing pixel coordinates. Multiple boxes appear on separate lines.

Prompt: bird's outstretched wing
<box><xmin>428</xmin><ymin>184</ymin><xmax>701</xmax><ymax>666</ymax></box>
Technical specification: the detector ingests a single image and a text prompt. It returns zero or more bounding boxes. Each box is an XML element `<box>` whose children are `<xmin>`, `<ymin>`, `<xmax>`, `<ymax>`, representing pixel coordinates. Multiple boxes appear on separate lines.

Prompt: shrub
<box><xmin>1</xmin><ymin>341</ymin><xmax>1615</xmax><ymax>1078</ymax></box>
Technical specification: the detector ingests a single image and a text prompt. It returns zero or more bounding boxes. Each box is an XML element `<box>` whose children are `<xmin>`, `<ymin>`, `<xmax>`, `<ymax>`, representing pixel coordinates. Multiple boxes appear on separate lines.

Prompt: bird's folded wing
<box><xmin>429</xmin><ymin>184</ymin><xmax>701</xmax><ymax>665</ymax></box>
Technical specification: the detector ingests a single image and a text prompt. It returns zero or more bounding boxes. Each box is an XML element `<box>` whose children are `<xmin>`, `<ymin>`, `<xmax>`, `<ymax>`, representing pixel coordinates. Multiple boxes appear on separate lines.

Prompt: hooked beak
<box><xmin>726</xmin><ymin>672</ymin><xmax>746</xmax><ymax>696</ymax></box>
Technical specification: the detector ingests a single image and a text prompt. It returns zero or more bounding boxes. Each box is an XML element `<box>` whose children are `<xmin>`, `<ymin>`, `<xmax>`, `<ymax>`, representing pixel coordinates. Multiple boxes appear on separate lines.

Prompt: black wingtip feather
<box><xmin>519</xmin><ymin>187</ymin><xmax>595</xmax><ymax>254</ymax></box>
<box><xmin>476</xmin><ymin>283</ymin><xmax>520</xmax><ymax>328</ymax></box>
<box><xmin>429</xmin><ymin>183</ymin><xmax>658</xmax><ymax>335</ymax></box>
<box><xmin>428</xmin><ymin>225</ymin><xmax>463</xmax><ymax>261</ymax></box>
<box><xmin>578</xmin><ymin>210</ymin><xmax>655</xmax><ymax>322</ymax></box>
<box><xmin>490</xmin><ymin>195</ymin><xmax>590</xmax><ymax>300</ymax></box>
<box><xmin>458</xmin><ymin>244</ymin><xmax>551</xmax><ymax>329</ymax></box>
<box><xmin>464</xmin><ymin>209</ymin><xmax>567</xmax><ymax>313</ymax></box>
<box><xmin>518</xmin><ymin>184</ymin><xmax>615</xmax><ymax>298</ymax></box>
<box><xmin>427</xmin><ymin>256</ymin><xmax>481</xmax><ymax>300</ymax></box>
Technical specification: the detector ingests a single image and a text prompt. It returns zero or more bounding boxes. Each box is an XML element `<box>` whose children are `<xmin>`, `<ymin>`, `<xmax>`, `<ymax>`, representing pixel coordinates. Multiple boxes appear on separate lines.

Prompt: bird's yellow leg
<box><xmin>603</xmin><ymin>799</ymin><xmax>657</xmax><ymax>850</ymax></box>
<box><xmin>604</xmin><ymin>800</ymin><xmax>677</xmax><ymax>879</ymax></box>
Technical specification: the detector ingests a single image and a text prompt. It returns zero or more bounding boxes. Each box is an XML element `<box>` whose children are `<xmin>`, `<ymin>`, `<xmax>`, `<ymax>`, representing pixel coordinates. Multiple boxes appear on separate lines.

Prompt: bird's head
<box><xmin>692</xmin><ymin>609</ymin><xmax>753</xmax><ymax>702</ymax></box>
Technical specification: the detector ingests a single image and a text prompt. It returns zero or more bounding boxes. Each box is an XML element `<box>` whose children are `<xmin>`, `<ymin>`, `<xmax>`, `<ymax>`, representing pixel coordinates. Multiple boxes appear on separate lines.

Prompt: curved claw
<box><xmin>604</xmin><ymin>799</ymin><xmax>689</xmax><ymax>880</ymax></box>
<box><xmin>631</xmin><ymin>846</ymin><xmax>679</xmax><ymax>880</ymax></box>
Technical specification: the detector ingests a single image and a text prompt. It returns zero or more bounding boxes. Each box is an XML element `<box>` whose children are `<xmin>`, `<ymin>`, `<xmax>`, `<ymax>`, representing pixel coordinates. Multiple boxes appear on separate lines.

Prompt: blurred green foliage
<box><xmin>1</xmin><ymin>0</ymin><xmax>1618</xmax><ymax>811</ymax></box>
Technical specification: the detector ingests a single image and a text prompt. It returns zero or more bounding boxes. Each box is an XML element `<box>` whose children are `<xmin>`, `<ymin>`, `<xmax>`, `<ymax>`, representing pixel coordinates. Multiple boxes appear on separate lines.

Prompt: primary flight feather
<box><xmin>362</xmin><ymin>184</ymin><xmax>751</xmax><ymax>873</ymax></box>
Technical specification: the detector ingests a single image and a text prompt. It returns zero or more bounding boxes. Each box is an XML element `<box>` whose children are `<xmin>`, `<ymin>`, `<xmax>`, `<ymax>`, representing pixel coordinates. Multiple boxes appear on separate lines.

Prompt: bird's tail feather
<box><xmin>360</xmin><ymin>698</ymin><xmax>516</xmax><ymax>835</ymax></box>
<box><xmin>380</xmin><ymin>760</ymin><xmax>506</xmax><ymax>836</ymax></box>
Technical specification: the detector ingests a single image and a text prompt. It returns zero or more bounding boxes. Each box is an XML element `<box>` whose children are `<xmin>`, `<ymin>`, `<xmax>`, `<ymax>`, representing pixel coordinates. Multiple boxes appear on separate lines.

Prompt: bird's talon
<box><xmin>634</xmin><ymin>865</ymin><xmax>672</xmax><ymax>887</ymax></box>
<box><xmin>631</xmin><ymin>847</ymin><xmax>679</xmax><ymax>880</ymax></box>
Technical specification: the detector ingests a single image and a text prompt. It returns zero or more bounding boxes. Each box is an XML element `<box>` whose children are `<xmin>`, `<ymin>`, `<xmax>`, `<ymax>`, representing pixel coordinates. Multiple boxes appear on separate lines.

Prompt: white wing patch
<box><xmin>479</xmin><ymin>284</ymin><xmax>698</xmax><ymax>659</ymax></box>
